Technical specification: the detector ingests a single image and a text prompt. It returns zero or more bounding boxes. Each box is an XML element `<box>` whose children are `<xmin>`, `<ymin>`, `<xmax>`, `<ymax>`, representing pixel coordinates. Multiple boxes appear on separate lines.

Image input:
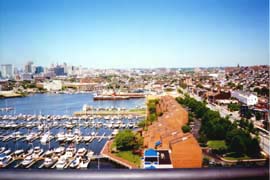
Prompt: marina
<box><xmin>0</xmin><ymin>93</ymin><xmax>145</xmax><ymax>169</ymax></box>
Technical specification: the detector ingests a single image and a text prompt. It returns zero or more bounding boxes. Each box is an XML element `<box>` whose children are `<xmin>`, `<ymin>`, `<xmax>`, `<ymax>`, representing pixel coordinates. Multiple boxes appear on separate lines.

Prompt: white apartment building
<box><xmin>43</xmin><ymin>80</ymin><xmax>62</xmax><ymax>91</ymax></box>
<box><xmin>231</xmin><ymin>90</ymin><xmax>258</xmax><ymax>106</ymax></box>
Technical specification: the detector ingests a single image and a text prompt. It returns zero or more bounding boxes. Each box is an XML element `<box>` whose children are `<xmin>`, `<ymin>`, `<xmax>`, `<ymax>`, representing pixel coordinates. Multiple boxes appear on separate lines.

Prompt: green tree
<box><xmin>115</xmin><ymin>130</ymin><xmax>137</xmax><ymax>151</ymax></box>
<box><xmin>182</xmin><ymin>125</ymin><xmax>191</xmax><ymax>133</ymax></box>
<box><xmin>229</xmin><ymin>135</ymin><xmax>246</xmax><ymax>156</ymax></box>
<box><xmin>246</xmin><ymin>138</ymin><xmax>260</xmax><ymax>158</ymax></box>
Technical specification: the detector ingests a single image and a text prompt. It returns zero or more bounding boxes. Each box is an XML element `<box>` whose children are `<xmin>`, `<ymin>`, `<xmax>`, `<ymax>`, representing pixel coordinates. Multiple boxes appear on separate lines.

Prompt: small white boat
<box><xmin>83</xmin><ymin>136</ymin><xmax>91</xmax><ymax>142</ymax></box>
<box><xmin>33</xmin><ymin>146</ymin><xmax>43</xmax><ymax>158</ymax></box>
<box><xmin>21</xmin><ymin>155</ymin><xmax>33</xmax><ymax>166</ymax></box>
<box><xmin>40</xmin><ymin>132</ymin><xmax>50</xmax><ymax>144</ymax></box>
<box><xmin>54</xmin><ymin>147</ymin><xmax>65</xmax><ymax>156</ymax></box>
<box><xmin>14</xmin><ymin>149</ymin><xmax>24</xmax><ymax>156</ymax></box>
<box><xmin>55</xmin><ymin>156</ymin><xmax>67</xmax><ymax>169</ymax></box>
<box><xmin>112</xmin><ymin>129</ymin><xmax>119</xmax><ymax>136</ymax></box>
<box><xmin>56</xmin><ymin>132</ymin><xmax>66</xmax><ymax>142</ymax></box>
<box><xmin>69</xmin><ymin>157</ymin><xmax>80</xmax><ymax>168</ymax></box>
<box><xmin>76</xmin><ymin>148</ymin><xmax>87</xmax><ymax>157</ymax></box>
<box><xmin>0</xmin><ymin>147</ymin><xmax>5</xmax><ymax>154</ymax></box>
<box><xmin>44</xmin><ymin>149</ymin><xmax>54</xmax><ymax>156</ymax></box>
<box><xmin>0</xmin><ymin>154</ymin><xmax>11</xmax><ymax>168</ymax></box>
<box><xmin>65</xmin><ymin>134</ymin><xmax>75</xmax><ymax>142</ymax></box>
<box><xmin>3</xmin><ymin>149</ymin><xmax>11</xmax><ymax>155</ymax></box>
<box><xmin>43</xmin><ymin>157</ymin><xmax>55</xmax><ymax>168</ymax></box>
<box><xmin>65</xmin><ymin>146</ymin><xmax>76</xmax><ymax>158</ymax></box>
<box><xmin>78</xmin><ymin>158</ymin><xmax>89</xmax><ymax>169</ymax></box>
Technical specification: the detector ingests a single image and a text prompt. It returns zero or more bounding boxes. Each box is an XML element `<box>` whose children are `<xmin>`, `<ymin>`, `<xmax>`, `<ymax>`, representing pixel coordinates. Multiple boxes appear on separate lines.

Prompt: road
<box><xmin>187</xmin><ymin>91</ymin><xmax>269</xmax><ymax>155</ymax></box>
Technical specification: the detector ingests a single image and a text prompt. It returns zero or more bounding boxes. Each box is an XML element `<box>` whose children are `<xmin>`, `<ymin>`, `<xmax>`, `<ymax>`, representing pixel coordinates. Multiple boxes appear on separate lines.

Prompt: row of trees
<box><xmin>176</xmin><ymin>95</ymin><xmax>261</xmax><ymax>158</ymax></box>
<box><xmin>138</xmin><ymin>99</ymin><xmax>159</xmax><ymax>129</ymax></box>
<box><xmin>254</xmin><ymin>87</ymin><xmax>269</xmax><ymax>97</ymax></box>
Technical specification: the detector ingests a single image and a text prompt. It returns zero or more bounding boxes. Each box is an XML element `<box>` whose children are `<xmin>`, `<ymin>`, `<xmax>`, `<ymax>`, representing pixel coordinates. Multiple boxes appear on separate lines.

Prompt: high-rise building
<box><xmin>24</xmin><ymin>61</ymin><xmax>33</xmax><ymax>73</ymax></box>
<box><xmin>35</xmin><ymin>66</ymin><xmax>44</xmax><ymax>74</ymax></box>
<box><xmin>54</xmin><ymin>66</ymin><xmax>66</xmax><ymax>76</ymax></box>
<box><xmin>0</xmin><ymin>64</ymin><xmax>13</xmax><ymax>79</ymax></box>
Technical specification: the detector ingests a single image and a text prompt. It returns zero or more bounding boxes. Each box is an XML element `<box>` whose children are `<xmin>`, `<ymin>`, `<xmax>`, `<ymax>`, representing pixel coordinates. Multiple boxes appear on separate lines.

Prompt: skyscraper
<box><xmin>0</xmin><ymin>64</ymin><xmax>13</xmax><ymax>79</ymax></box>
<box><xmin>24</xmin><ymin>61</ymin><xmax>33</xmax><ymax>73</ymax></box>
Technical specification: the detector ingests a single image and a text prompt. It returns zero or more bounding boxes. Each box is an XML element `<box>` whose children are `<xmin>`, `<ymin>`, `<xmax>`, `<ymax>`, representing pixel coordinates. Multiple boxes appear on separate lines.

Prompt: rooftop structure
<box><xmin>143</xmin><ymin>96</ymin><xmax>202</xmax><ymax>168</ymax></box>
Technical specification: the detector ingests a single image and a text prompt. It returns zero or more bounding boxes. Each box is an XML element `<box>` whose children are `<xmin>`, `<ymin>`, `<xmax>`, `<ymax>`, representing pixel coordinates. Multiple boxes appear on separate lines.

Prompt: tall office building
<box><xmin>24</xmin><ymin>61</ymin><xmax>33</xmax><ymax>73</ymax></box>
<box><xmin>0</xmin><ymin>64</ymin><xmax>13</xmax><ymax>79</ymax></box>
<box><xmin>35</xmin><ymin>66</ymin><xmax>44</xmax><ymax>74</ymax></box>
<box><xmin>54</xmin><ymin>65</ymin><xmax>66</xmax><ymax>76</ymax></box>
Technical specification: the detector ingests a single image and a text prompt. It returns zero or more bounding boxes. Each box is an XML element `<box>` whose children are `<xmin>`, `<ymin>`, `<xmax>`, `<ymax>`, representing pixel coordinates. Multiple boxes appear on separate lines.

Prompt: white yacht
<box><xmin>40</xmin><ymin>132</ymin><xmax>50</xmax><ymax>144</ymax></box>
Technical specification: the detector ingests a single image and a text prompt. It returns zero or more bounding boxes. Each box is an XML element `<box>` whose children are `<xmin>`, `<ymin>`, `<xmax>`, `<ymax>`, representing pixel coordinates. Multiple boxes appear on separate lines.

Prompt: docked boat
<box><xmin>43</xmin><ymin>157</ymin><xmax>56</xmax><ymax>168</ymax></box>
<box><xmin>3</xmin><ymin>149</ymin><xmax>11</xmax><ymax>155</ymax></box>
<box><xmin>54</xmin><ymin>146</ymin><xmax>65</xmax><ymax>156</ymax></box>
<box><xmin>56</xmin><ymin>132</ymin><xmax>66</xmax><ymax>142</ymax></box>
<box><xmin>44</xmin><ymin>149</ymin><xmax>54</xmax><ymax>156</ymax></box>
<box><xmin>14</xmin><ymin>149</ymin><xmax>24</xmax><ymax>156</ymax></box>
<box><xmin>0</xmin><ymin>154</ymin><xmax>11</xmax><ymax>168</ymax></box>
<box><xmin>0</xmin><ymin>147</ymin><xmax>5</xmax><ymax>154</ymax></box>
<box><xmin>76</xmin><ymin>148</ymin><xmax>87</xmax><ymax>157</ymax></box>
<box><xmin>78</xmin><ymin>157</ymin><xmax>90</xmax><ymax>169</ymax></box>
<box><xmin>83</xmin><ymin>135</ymin><xmax>91</xmax><ymax>142</ymax></box>
<box><xmin>112</xmin><ymin>129</ymin><xmax>119</xmax><ymax>136</ymax></box>
<box><xmin>87</xmin><ymin>150</ymin><xmax>94</xmax><ymax>158</ymax></box>
<box><xmin>26</xmin><ymin>132</ymin><xmax>38</xmax><ymax>141</ymax></box>
<box><xmin>65</xmin><ymin>133</ymin><xmax>75</xmax><ymax>142</ymax></box>
<box><xmin>40</xmin><ymin>132</ymin><xmax>50</xmax><ymax>144</ymax></box>
<box><xmin>65</xmin><ymin>146</ymin><xmax>76</xmax><ymax>158</ymax></box>
<box><xmin>33</xmin><ymin>146</ymin><xmax>43</xmax><ymax>158</ymax></box>
<box><xmin>55</xmin><ymin>156</ymin><xmax>67</xmax><ymax>169</ymax></box>
<box><xmin>21</xmin><ymin>155</ymin><xmax>33</xmax><ymax>166</ymax></box>
<box><xmin>69</xmin><ymin>157</ymin><xmax>80</xmax><ymax>168</ymax></box>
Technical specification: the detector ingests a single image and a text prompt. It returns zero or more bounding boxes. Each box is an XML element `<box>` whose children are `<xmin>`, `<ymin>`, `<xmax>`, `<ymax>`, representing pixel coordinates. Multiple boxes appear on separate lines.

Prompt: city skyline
<box><xmin>0</xmin><ymin>0</ymin><xmax>269</xmax><ymax>68</ymax></box>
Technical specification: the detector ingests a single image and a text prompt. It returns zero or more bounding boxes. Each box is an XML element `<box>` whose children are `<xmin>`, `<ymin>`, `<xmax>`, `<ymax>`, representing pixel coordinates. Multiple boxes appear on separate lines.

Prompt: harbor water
<box><xmin>0</xmin><ymin>93</ymin><xmax>145</xmax><ymax>169</ymax></box>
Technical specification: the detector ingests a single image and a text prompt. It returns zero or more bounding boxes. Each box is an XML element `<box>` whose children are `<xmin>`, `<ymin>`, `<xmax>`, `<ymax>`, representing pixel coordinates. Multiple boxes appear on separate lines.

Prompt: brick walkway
<box><xmin>101</xmin><ymin>140</ymin><xmax>139</xmax><ymax>169</ymax></box>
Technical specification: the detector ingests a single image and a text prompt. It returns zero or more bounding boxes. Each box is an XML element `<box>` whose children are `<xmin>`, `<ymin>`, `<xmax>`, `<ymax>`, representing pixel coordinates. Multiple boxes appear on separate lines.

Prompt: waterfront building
<box><xmin>0</xmin><ymin>64</ymin><xmax>13</xmax><ymax>79</ymax></box>
<box><xmin>43</xmin><ymin>80</ymin><xmax>62</xmax><ymax>91</ymax></box>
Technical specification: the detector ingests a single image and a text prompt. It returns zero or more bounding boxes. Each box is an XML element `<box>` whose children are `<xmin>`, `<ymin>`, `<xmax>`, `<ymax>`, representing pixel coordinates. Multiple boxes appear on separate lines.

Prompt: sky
<box><xmin>0</xmin><ymin>0</ymin><xmax>269</xmax><ymax>68</ymax></box>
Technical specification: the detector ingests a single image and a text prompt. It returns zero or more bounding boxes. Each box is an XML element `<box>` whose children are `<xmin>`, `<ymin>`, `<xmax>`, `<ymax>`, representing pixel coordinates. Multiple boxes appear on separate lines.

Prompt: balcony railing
<box><xmin>0</xmin><ymin>167</ymin><xmax>268</xmax><ymax>180</ymax></box>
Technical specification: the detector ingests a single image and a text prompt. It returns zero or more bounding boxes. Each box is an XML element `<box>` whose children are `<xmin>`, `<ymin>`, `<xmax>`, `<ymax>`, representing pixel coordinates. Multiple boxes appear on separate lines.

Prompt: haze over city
<box><xmin>0</xmin><ymin>0</ymin><xmax>268</xmax><ymax>68</ymax></box>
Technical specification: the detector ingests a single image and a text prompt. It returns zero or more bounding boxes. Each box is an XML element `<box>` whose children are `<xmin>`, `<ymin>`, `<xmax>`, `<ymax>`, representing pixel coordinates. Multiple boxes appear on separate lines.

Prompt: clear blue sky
<box><xmin>0</xmin><ymin>0</ymin><xmax>268</xmax><ymax>68</ymax></box>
